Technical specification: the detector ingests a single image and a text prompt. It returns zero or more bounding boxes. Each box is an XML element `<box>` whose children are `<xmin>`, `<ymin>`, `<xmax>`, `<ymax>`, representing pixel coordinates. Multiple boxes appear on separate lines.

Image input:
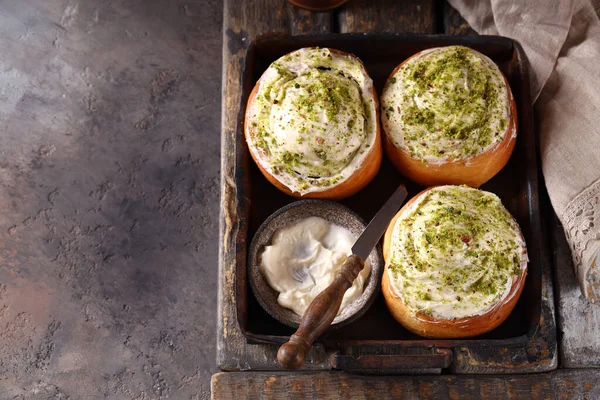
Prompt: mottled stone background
<box><xmin>0</xmin><ymin>1</ymin><xmax>222</xmax><ymax>398</ymax></box>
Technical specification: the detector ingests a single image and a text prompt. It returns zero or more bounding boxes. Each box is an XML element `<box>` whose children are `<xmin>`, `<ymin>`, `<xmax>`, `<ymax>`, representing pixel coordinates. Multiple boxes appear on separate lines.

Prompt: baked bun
<box><xmin>382</xmin><ymin>185</ymin><xmax>527</xmax><ymax>338</ymax></box>
<box><xmin>381</xmin><ymin>46</ymin><xmax>517</xmax><ymax>187</ymax></box>
<box><xmin>245</xmin><ymin>47</ymin><xmax>382</xmax><ymax>200</ymax></box>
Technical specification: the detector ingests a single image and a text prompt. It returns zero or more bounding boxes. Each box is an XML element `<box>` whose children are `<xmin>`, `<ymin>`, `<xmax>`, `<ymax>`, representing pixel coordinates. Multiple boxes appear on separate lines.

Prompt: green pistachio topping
<box><xmin>246</xmin><ymin>47</ymin><xmax>377</xmax><ymax>194</ymax></box>
<box><xmin>381</xmin><ymin>46</ymin><xmax>512</xmax><ymax>161</ymax></box>
<box><xmin>388</xmin><ymin>185</ymin><xmax>527</xmax><ymax>319</ymax></box>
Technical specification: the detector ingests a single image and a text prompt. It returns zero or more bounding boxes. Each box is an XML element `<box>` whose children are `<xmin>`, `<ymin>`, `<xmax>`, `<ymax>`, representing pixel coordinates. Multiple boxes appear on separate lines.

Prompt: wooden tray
<box><xmin>232</xmin><ymin>34</ymin><xmax>546</xmax><ymax>372</ymax></box>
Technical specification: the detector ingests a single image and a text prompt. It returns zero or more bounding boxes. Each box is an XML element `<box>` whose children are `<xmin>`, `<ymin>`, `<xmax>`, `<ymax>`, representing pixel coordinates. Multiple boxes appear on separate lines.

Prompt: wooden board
<box><xmin>218</xmin><ymin>0</ymin><xmax>558</xmax><ymax>374</ymax></box>
<box><xmin>337</xmin><ymin>0</ymin><xmax>437</xmax><ymax>33</ymax></box>
<box><xmin>212</xmin><ymin>369</ymin><xmax>600</xmax><ymax>399</ymax></box>
<box><xmin>443</xmin><ymin>1</ymin><xmax>476</xmax><ymax>35</ymax></box>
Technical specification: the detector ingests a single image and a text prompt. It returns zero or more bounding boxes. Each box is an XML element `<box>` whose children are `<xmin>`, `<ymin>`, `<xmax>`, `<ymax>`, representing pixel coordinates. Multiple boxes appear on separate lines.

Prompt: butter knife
<box><xmin>277</xmin><ymin>184</ymin><xmax>408</xmax><ymax>369</ymax></box>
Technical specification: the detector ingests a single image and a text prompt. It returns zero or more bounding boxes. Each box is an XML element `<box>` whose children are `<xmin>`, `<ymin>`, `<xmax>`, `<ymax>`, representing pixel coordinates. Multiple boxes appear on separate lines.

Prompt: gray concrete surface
<box><xmin>0</xmin><ymin>1</ymin><xmax>222</xmax><ymax>398</ymax></box>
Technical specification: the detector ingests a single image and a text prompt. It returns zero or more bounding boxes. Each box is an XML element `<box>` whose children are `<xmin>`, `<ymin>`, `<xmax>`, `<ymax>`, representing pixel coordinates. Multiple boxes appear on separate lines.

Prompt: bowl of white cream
<box><xmin>248</xmin><ymin>200</ymin><xmax>384</xmax><ymax>328</ymax></box>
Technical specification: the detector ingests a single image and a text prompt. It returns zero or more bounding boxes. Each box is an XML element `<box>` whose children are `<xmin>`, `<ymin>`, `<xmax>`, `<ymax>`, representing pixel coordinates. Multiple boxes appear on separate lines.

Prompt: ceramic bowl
<box><xmin>248</xmin><ymin>199</ymin><xmax>384</xmax><ymax>329</ymax></box>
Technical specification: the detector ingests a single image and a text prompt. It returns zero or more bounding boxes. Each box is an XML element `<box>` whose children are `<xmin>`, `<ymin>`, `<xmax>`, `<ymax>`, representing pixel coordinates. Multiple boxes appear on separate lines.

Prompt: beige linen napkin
<box><xmin>449</xmin><ymin>0</ymin><xmax>600</xmax><ymax>302</ymax></box>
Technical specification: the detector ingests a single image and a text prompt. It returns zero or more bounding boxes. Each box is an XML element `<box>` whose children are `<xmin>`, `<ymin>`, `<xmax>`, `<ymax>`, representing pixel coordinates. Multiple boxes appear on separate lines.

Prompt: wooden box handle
<box><xmin>277</xmin><ymin>254</ymin><xmax>364</xmax><ymax>369</ymax></box>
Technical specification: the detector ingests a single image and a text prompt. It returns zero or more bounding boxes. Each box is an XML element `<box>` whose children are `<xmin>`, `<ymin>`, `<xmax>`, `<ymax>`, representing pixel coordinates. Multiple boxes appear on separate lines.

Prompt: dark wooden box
<box><xmin>231</xmin><ymin>34</ymin><xmax>550</xmax><ymax>372</ymax></box>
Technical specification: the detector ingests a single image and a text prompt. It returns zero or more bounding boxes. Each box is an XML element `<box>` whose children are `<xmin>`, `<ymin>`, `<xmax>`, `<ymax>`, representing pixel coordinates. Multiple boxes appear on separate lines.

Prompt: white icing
<box><xmin>260</xmin><ymin>216</ymin><xmax>371</xmax><ymax>316</ymax></box>
<box><xmin>246</xmin><ymin>48</ymin><xmax>377</xmax><ymax>195</ymax></box>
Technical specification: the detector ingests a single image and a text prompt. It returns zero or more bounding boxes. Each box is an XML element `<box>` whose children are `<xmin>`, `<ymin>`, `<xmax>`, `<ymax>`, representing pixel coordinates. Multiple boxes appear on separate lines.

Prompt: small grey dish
<box><xmin>248</xmin><ymin>200</ymin><xmax>384</xmax><ymax>329</ymax></box>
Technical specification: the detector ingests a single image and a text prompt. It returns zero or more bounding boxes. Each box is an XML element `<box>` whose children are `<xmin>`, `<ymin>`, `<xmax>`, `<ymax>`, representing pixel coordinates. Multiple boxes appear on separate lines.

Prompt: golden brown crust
<box><xmin>381</xmin><ymin>187</ymin><xmax>527</xmax><ymax>338</ymax></box>
<box><xmin>244</xmin><ymin>48</ymin><xmax>382</xmax><ymax>201</ymax></box>
<box><xmin>382</xmin><ymin>48</ymin><xmax>518</xmax><ymax>188</ymax></box>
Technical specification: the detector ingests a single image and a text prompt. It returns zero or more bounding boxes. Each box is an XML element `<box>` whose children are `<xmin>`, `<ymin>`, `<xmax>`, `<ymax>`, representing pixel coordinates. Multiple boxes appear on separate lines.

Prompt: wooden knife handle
<box><xmin>277</xmin><ymin>254</ymin><xmax>365</xmax><ymax>369</ymax></box>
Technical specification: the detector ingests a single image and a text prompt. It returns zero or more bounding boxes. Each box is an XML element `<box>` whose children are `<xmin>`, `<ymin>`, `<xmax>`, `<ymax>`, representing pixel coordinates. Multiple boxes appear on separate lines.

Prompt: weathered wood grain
<box><xmin>286</xmin><ymin>4</ymin><xmax>333</xmax><ymax>35</ymax></box>
<box><xmin>553</xmin><ymin>213</ymin><xmax>600</xmax><ymax>367</ymax></box>
<box><xmin>220</xmin><ymin>0</ymin><xmax>288</xmax><ymax>372</ymax></box>
<box><xmin>443</xmin><ymin>2</ymin><xmax>477</xmax><ymax>35</ymax></box>
<box><xmin>219</xmin><ymin>0</ymin><xmax>335</xmax><ymax>371</ymax></box>
<box><xmin>212</xmin><ymin>369</ymin><xmax>600</xmax><ymax>399</ymax></box>
<box><xmin>337</xmin><ymin>0</ymin><xmax>437</xmax><ymax>33</ymax></box>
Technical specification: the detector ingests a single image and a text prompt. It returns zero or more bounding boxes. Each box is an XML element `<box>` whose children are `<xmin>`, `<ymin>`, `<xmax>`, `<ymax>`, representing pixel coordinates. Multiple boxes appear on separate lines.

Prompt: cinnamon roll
<box><xmin>382</xmin><ymin>185</ymin><xmax>527</xmax><ymax>338</ymax></box>
<box><xmin>381</xmin><ymin>46</ymin><xmax>517</xmax><ymax>187</ymax></box>
<box><xmin>245</xmin><ymin>47</ymin><xmax>381</xmax><ymax>199</ymax></box>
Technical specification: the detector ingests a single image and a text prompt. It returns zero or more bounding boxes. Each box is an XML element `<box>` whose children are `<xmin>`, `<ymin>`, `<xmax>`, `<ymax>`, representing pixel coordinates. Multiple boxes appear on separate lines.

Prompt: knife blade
<box><xmin>352</xmin><ymin>184</ymin><xmax>408</xmax><ymax>260</ymax></box>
